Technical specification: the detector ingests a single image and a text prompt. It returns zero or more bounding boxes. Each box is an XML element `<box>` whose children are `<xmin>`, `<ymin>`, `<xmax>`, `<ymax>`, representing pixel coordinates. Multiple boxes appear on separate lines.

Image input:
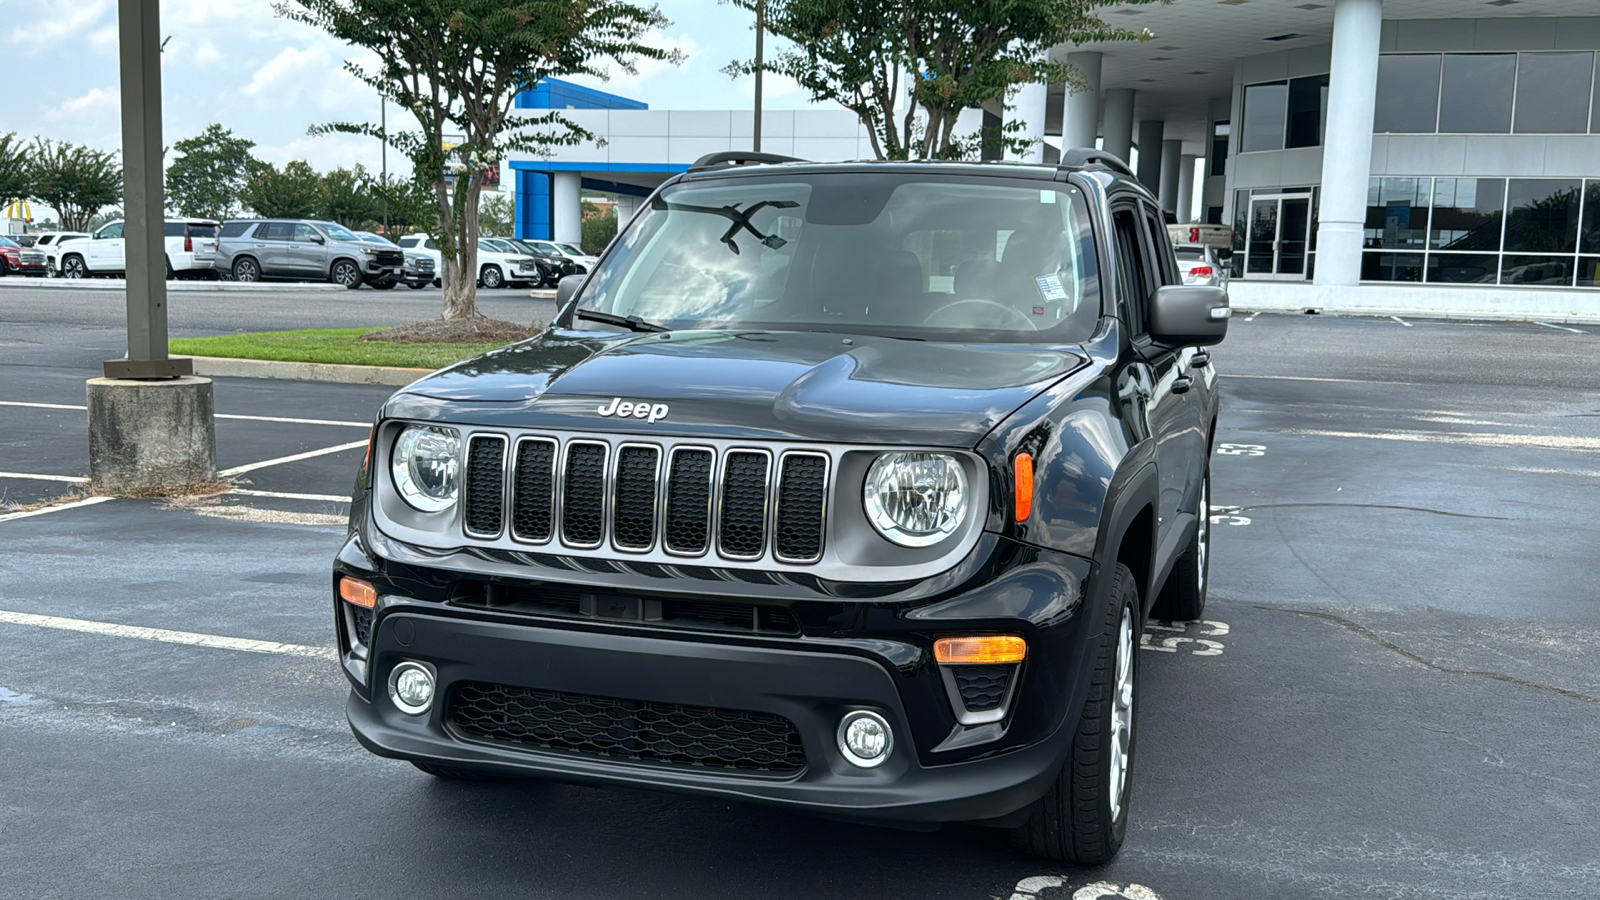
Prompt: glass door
<box><xmin>1243</xmin><ymin>191</ymin><xmax>1314</xmax><ymax>280</ymax></box>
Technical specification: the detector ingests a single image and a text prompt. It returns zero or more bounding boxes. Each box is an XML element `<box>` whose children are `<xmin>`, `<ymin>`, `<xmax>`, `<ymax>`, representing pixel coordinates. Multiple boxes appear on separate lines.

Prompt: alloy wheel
<box><xmin>1108</xmin><ymin>606</ymin><xmax>1135</xmax><ymax>822</ymax></box>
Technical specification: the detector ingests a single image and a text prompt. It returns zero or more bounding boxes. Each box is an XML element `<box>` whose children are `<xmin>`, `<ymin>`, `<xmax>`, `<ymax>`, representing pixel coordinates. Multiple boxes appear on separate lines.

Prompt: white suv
<box><xmin>56</xmin><ymin>218</ymin><xmax>221</xmax><ymax>280</ymax></box>
<box><xmin>396</xmin><ymin>233</ymin><xmax>541</xmax><ymax>288</ymax></box>
<box><xmin>33</xmin><ymin>231</ymin><xmax>89</xmax><ymax>276</ymax></box>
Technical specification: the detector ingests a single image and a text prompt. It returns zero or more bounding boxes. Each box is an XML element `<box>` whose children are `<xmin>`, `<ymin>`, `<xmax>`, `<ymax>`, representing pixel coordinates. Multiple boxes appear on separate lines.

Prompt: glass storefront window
<box><xmin>1241</xmin><ymin>82</ymin><xmax>1288</xmax><ymax>152</ymax></box>
<box><xmin>1426</xmin><ymin>253</ymin><xmax>1500</xmax><ymax>284</ymax></box>
<box><xmin>1593</xmin><ymin>64</ymin><xmax>1600</xmax><ymax>134</ymax></box>
<box><xmin>1579</xmin><ymin>258</ymin><xmax>1600</xmax><ymax>288</ymax></box>
<box><xmin>1431</xmin><ymin>179</ymin><xmax>1505</xmax><ymax>251</ymax></box>
<box><xmin>1581</xmin><ymin>183</ymin><xmax>1600</xmax><ymax>254</ymax></box>
<box><xmin>1514</xmin><ymin>52</ymin><xmax>1594</xmax><ymax>135</ymax></box>
<box><xmin>1438</xmin><ymin>54</ymin><xmax>1515</xmax><ymax>134</ymax></box>
<box><xmin>1361</xmin><ymin>253</ymin><xmax>1423</xmax><ymax>282</ymax></box>
<box><xmin>1504</xmin><ymin>179</ymin><xmax>1581</xmax><ymax>254</ymax></box>
<box><xmin>1364</xmin><ymin>178</ymin><xmax>1430</xmax><ymax>249</ymax></box>
<box><xmin>1500</xmin><ymin>256</ymin><xmax>1575</xmax><ymax>287</ymax></box>
<box><xmin>1231</xmin><ymin>191</ymin><xmax>1248</xmax><ymax>278</ymax></box>
<box><xmin>1210</xmin><ymin>121</ymin><xmax>1230</xmax><ymax>177</ymax></box>
<box><xmin>1375</xmin><ymin>54</ymin><xmax>1441</xmax><ymax>133</ymax></box>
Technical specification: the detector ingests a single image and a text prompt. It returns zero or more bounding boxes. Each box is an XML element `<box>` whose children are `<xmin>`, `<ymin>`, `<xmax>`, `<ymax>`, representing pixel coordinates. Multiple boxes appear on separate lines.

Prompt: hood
<box><xmin>390</xmin><ymin>328</ymin><xmax>1086</xmax><ymax>447</ymax></box>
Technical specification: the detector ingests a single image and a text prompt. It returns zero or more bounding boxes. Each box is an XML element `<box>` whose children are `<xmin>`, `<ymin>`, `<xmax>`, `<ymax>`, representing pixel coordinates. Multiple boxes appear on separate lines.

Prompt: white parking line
<box><xmin>0</xmin><ymin>399</ymin><xmax>367</xmax><ymax>428</ymax></box>
<box><xmin>0</xmin><ymin>609</ymin><xmax>333</xmax><ymax>659</ymax></box>
<box><xmin>218</xmin><ymin>440</ymin><xmax>369</xmax><ymax>477</ymax></box>
<box><xmin>1536</xmin><ymin>321</ymin><xmax>1589</xmax><ymax>334</ymax></box>
<box><xmin>0</xmin><ymin>496</ymin><xmax>112</xmax><ymax>523</ymax></box>
<box><xmin>1279</xmin><ymin>428</ymin><xmax>1600</xmax><ymax>453</ymax></box>
<box><xmin>230</xmin><ymin>488</ymin><xmax>351</xmax><ymax>503</ymax></box>
<box><xmin>0</xmin><ymin>472</ymin><xmax>87</xmax><ymax>483</ymax></box>
<box><xmin>1391</xmin><ymin>315</ymin><xmax>1412</xmax><ymax>327</ymax></box>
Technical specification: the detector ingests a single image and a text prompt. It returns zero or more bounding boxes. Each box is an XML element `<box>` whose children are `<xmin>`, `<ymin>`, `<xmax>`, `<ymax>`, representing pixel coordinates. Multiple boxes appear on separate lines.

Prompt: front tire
<box><xmin>331</xmin><ymin>259</ymin><xmax>363</xmax><ymax>289</ymax></box>
<box><xmin>369</xmin><ymin>279</ymin><xmax>397</xmax><ymax>291</ymax></box>
<box><xmin>479</xmin><ymin>265</ymin><xmax>505</xmax><ymax>289</ymax></box>
<box><xmin>1152</xmin><ymin>466</ymin><xmax>1210</xmax><ymax>621</ymax></box>
<box><xmin>1010</xmin><ymin>562</ymin><xmax>1141</xmax><ymax>864</ymax></box>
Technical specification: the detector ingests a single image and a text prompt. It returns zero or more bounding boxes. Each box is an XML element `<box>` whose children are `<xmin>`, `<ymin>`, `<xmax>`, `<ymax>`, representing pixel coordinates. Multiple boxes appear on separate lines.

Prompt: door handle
<box><xmin>1191</xmin><ymin>351</ymin><xmax>1211</xmax><ymax>368</ymax></box>
<box><xmin>1172</xmin><ymin>376</ymin><xmax>1194</xmax><ymax>395</ymax></box>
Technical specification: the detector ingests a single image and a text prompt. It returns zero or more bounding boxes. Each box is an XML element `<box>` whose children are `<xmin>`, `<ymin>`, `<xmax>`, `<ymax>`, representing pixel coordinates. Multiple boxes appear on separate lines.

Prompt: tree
<box><xmin>371</xmin><ymin>174</ymin><xmax>436</xmax><ymax>237</ymax></box>
<box><xmin>242</xmin><ymin>160</ymin><xmax>323</xmax><ymax>219</ymax></box>
<box><xmin>725</xmin><ymin>0</ymin><xmax>1162</xmax><ymax>160</ymax></box>
<box><xmin>580</xmin><ymin>200</ymin><xmax>617</xmax><ymax>255</ymax></box>
<box><xmin>281</xmin><ymin>0</ymin><xmax>680</xmax><ymax>320</ymax></box>
<box><xmin>26</xmin><ymin>139</ymin><xmax>123</xmax><ymax>232</ymax></box>
<box><xmin>320</xmin><ymin>164</ymin><xmax>386</xmax><ymax>229</ymax></box>
<box><xmin>166</xmin><ymin>124</ymin><xmax>265</xmax><ymax>220</ymax></box>
<box><xmin>478</xmin><ymin>192</ymin><xmax>513</xmax><ymax>236</ymax></box>
<box><xmin>0</xmin><ymin>133</ymin><xmax>27</xmax><ymax>210</ymax></box>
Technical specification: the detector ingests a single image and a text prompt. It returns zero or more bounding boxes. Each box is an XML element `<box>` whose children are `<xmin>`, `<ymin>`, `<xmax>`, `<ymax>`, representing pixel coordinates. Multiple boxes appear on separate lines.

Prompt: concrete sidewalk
<box><xmin>1229</xmin><ymin>281</ymin><xmax>1600</xmax><ymax>325</ymax></box>
<box><xmin>0</xmin><ymin>278</ymin><xmax>345</xmax><ymax>293</ymax></box>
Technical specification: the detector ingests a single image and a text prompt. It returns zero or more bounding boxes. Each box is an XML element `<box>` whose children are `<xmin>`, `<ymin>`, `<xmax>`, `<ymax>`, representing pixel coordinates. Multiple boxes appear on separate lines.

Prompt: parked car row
<box><xmin>15</xmin><ymin>217</ymin><xmax>594</xmax><ymax>291</ymax></box>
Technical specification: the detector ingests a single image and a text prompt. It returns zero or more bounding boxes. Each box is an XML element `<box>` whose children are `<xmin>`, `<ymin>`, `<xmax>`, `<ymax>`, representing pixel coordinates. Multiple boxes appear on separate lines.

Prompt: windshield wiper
<box><xmin>575</xmin><ymin>309</ymin><xmax>669</xmax><ymax>333</ymax></box>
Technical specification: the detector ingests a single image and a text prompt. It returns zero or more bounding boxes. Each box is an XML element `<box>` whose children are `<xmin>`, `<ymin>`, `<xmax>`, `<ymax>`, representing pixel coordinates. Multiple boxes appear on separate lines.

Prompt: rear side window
<box><xmin>164</xmin><ymin>222</ymin><xmax>185</xmax><ymax>237</ymax></box>
<box><xmin>259</xmin><ymin>223</ymin><xmax>292</xmax><ymax>240</ymax></box>
<box><xmin>219</xmin><ymin>222</ymin><xmax>252</xmax><ymax>238</ymax></box>
<box><xmin>188</xmin><ymin>223</ymin><xmax>219</xmax><ymax>238</ymax></box>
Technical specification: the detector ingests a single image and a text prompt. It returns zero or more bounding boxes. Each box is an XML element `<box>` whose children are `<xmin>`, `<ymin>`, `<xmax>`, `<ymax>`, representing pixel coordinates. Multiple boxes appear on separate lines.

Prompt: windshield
<box><xmin>319</xmin><ymin>223</ymin><xmax>359</xmax><ymax>242</ymax></box>
<box><xmin>557</xmin><ymin>243</ymin><xmax>585</xmax><ymax>256</ymax></box>
<box><xmin>357</xmin><ymin>232</ymin><xmax>394</xmax><ymax>245</ymax></box>
<box><xmin>1175</xmin><ymin>247</ymin><xmax>1205</xmax><ymax>260</ymax></box>
<box><xmin>0</xmin><ymin>237</ymin><xmax>17</xmax><ymax>249</ymax></box>
<box><xmin>575</xmin><ymin>174</ymin><xmax>1102</xmax><ymax>342</ymax></box>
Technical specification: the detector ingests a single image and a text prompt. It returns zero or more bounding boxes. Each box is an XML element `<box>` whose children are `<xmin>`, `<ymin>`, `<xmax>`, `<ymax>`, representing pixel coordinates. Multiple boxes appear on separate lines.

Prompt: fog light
<box><xmin>838</xmin><ymin>710</ymin><xmax>893</xmax><ymax>768</ymax></box>
<box><xmin>388</xmin><ymin>662</ymin><xmax>436</xmax><ymax>716</ymax></box>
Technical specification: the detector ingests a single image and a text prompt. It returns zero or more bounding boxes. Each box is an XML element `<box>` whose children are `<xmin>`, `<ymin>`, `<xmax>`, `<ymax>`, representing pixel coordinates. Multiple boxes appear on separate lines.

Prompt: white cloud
<box><xmin>49</xmin><ymin>87</ymin><xmax>119</xmax><ymax>120</ymax></box>
<box><xmin>6</xmin><ymin>1</ymin><xmax>111</xmax><ymax>50</ymax></box>
<box><xmin>242</xmin><ymin>46</ymin><xmax>330</xmax><ymax>97</ymax></box>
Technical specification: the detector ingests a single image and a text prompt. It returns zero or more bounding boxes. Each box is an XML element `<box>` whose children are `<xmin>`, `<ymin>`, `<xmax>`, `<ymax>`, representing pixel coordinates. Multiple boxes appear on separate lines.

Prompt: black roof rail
<box><xmin>1058</xmin><ymin>148</ymin><xmax>1135</xmax><ymax>178</ymax></box>
<box><xmin>689</xmin><ymin>151</ymin><xmax>808</xmax><ymax>171</ymax></box>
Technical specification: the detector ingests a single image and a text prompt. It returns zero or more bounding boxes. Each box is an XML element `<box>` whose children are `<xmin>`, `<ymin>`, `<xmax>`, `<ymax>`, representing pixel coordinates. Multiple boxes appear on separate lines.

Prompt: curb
<box><xmin>187</xmin><ymin>355</ymin><xmax>432</xmax><ymax>386</ymax></box>
<box><xmin>1229</xmin><ymin>303</ymin><xmax>1600</xmax><ymax>327</ymax></box>
<box><xmin>0</xmin><ymin>278</ymin><xmax>347</xmax><ymax>293</ymax></box>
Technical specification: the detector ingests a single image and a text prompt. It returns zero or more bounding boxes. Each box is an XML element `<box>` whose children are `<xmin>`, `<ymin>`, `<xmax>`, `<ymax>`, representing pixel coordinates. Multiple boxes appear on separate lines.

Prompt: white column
<box><xmin>1314</xmin><ymin>0</ymin><xmax>1383</xmax><ymax>287</ymax></box>
<box><xmin>1007</xmin><ymin>80</ymin><xmax>1049</xmax><ymax>163</ymax></box>
<box><xmin>1177</xmin><ymin>154</ymin><xmax>1199</xmax><ymax>224</ymax></box>
<box><xmin>552</xmin><ymin>171</ymin><xmax>582</xmax><ymax>245</ymax></box>
<box><xmin>1103</xmin><ymin>89</ymin><xmax>1135</xmax><ymax>162</ymax></box>
<box><xmin>1064</xmin><ymin>51</ymin><xmax>1102</xmax><ymax>152</ymax></box>
<box><xmin>1136</xmin><ymin>120</ymin><xmax>1164</xmax><ymax>194</ymax></box>
<box><xmin>1159</xmin><ymin>139</ymin><xmax>1183</xmax><ymax>213</ymax></box>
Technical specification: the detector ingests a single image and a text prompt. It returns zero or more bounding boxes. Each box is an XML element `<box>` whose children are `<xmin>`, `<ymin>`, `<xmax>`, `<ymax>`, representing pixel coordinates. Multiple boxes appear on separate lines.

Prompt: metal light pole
<box><xmin>88</xmin><ymin>0</ymin><xmax>215</xmax><ymax>497</ymax></box>
<box><xmin>108</xmin><ymin>0</ymin><xmax>183</xmax><ymax>379</ymax></box>
<box><xmin>381</xmin><ymin>95</ymin><xmax>389</xmax><ymax>233</ymax></box>
<box><xmin>753</xmin><ymin>0</ymin><xmax>764</xmax><ymax>152</ymax></box>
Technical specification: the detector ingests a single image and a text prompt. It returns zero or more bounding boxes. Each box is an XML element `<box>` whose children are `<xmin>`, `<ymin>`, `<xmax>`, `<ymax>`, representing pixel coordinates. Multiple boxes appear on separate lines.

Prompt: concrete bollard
<box><xmin>86</xmin><ymin>376</ymin><xmax>218</xmax><ymax>496</ymax></box>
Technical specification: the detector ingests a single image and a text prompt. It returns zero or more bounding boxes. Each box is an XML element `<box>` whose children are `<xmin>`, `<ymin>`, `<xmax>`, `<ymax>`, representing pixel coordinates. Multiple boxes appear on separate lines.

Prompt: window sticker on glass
<box><xmin>1040</xmin><ymin>190</ymin><xmax>1057</xmax><ymax>204</ymax></box>
<box><xmin>1036</xmin><ymin>274</ymin><xmax>1070</xmax><ymax>301</ymax></box>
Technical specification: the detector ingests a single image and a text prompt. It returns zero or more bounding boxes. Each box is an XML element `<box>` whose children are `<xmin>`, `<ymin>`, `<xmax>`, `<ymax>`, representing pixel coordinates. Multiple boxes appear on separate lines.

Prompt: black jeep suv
<box><xmin>333</xmin><ymin>151</ymin><xmax>1229</xmax><ymax>863</ymax></box>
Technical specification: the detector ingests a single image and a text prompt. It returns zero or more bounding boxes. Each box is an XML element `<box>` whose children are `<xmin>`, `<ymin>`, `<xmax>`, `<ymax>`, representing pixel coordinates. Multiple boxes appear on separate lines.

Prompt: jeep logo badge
<box><xmin>597</xmin><ymin>397</ymin><xmax>670</xmax><ymax>424</ymax></box>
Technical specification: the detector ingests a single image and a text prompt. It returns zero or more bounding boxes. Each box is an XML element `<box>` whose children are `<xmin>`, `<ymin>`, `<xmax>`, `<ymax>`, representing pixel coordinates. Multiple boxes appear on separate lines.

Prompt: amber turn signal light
<box><xmin>934</xmin><ymin>635</ymin><xmax>1026</xmax><ymax>665</ymax></box>
<box><xmin>1013</xmin><ymin>453</ymin><xmax>1034</xmax><ymax>522</ymax></box>
<box><xmin>339</xmin><ymin>576</ymin><xmax>377</xmax><ymax>609</ymax></box>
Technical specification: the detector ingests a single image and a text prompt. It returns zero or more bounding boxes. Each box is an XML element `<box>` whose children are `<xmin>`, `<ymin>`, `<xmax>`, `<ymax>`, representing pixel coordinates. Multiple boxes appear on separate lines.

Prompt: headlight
<box><xmin>360</xmin><ymin>246</ymin><xmax>380</xmax><ymax>255</ymax></box>
<box><xmin>391</xmin><ymin>425</ymin><xmax>460</xmax><ymax>512</ymax></box>
<box><xmin>863</xmin><ymin>452</ymin><xmax>968</xmax><ymax>547</ymax></box>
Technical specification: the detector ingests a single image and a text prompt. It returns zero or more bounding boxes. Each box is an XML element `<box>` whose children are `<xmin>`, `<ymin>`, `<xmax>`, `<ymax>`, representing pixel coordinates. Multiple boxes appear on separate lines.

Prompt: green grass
<box><xmin>169</xmin><ymin>328</ymin><xmax>511</xmax><ymax>369</ymax></box>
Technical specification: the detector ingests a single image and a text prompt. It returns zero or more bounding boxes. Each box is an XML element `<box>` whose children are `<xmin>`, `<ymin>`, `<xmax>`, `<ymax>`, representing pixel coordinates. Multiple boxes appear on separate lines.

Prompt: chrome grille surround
<box><xmin>372</xmin><ymin>424</ymin><xmax>989</xmax><ymax>580</ymax></box>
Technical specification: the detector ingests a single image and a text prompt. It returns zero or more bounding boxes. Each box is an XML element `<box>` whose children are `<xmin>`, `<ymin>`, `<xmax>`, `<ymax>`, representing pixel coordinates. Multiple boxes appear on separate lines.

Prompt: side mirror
<box><xmin>1149</xmin><ymin>285</ymin><xmax>1230</xmax><ymax>348</ymax></box>
<box><xmin>312</xmin><ymin>235</ymin><xmax>326</xmax><ymax>245</ymax></box>
<box><xmin>1214</xmin><ymin>247</ymin><xmax>1234</xmax><ymax>262</ymax></box>
<box><xmin>555</xmin><ymin>273</ymin><xmax>586</xmax><ymax>308</ymax></box>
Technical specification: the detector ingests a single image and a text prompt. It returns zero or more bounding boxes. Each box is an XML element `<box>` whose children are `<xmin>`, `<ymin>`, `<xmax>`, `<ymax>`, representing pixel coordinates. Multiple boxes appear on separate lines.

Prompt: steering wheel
<box><xmin>925</xmin><ymin>298</ymin><xmax>1041</xmax><ymax>332</ymax></box>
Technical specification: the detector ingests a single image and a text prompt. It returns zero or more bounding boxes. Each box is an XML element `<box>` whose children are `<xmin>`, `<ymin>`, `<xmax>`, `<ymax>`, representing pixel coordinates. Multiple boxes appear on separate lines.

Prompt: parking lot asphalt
<box><xmin>2</xmin><ymin>287</ymin><xmax>1599</xmax><ymax>899</ymax></box>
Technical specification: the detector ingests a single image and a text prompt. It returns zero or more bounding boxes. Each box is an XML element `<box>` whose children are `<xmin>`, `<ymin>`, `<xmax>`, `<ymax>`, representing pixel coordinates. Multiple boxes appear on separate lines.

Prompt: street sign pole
<box><xmin>753</xmin><ymin>0</ymin><xmax>764</xmax><ymax>152</ymax></box>
<box><xmin>107</xmin><ymin>0</ymin><xmax>188</xmax><ymax>379</ymax></box>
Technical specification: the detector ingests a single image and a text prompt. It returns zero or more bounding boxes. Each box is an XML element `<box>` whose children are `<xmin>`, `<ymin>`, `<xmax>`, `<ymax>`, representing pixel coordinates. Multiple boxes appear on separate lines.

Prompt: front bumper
<box><xmin>347</xmin><ymin>608</ymin><xmax>1071</xmax><ymax>823</ymax></box>
<box><xmin>336</xmin><ymin>528</ymin><xmax>1101</xmax><ymax>825</ymax></box>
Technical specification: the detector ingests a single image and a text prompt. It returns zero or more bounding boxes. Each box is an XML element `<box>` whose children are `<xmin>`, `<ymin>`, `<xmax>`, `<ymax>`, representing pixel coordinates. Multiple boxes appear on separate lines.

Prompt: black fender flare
<box><xmin>1090</xmin><ymin>442</ymin><xmax>1160</xmax><ymax>617</ymax></box>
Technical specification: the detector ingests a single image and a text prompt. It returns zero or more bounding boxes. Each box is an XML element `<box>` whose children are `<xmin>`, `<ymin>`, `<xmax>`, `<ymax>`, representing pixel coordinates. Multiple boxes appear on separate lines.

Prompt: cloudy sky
<box><xmin>1</xmin><ymin>0</ymin><xmax>826</xmax><ymax>180</ymax></box>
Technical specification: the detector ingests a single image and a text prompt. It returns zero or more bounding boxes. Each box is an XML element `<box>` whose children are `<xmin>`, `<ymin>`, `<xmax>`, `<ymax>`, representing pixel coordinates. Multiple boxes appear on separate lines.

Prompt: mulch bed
<box><xmin>359</xmin><ymin>316</ymin><xmax>539</xmax><ymax>345</ymax></box>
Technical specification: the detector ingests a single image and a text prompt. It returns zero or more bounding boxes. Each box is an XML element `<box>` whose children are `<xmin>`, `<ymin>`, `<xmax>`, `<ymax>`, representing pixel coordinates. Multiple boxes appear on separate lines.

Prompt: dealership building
<box><xmin>510</xmin><ymin>0</ymin><xmax>1600</xmax><ymax>320</ymax></box>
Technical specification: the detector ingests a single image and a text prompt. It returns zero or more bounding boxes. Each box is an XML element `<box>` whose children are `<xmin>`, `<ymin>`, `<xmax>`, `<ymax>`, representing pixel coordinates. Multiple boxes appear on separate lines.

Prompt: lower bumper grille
<box><xmin>952</xmin><ymin>666</ymin><xmax>1012</xmax><ymax>713</ymax></box>
<box><xmin>450</xmin><ymin>681</ymin><xmax>807</xmax><ymax>774</ymax></box>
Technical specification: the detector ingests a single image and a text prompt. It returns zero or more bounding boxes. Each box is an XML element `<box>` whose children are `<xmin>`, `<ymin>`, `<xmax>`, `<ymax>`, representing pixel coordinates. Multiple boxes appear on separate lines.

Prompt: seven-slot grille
<box><xmin>460</xmin><ymin>434</ymin><xmax>829</xmax><ymax>564</ymax></box>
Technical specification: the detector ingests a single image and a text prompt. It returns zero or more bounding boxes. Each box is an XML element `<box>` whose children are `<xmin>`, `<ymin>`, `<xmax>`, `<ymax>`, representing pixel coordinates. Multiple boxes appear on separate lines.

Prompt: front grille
<box><xmin>718</xmin><ymin>451</ymin><xmax>770</xmax><ymax>558</ymax></box>
<box><xmin>952</xmin><ymin>666</ymin><xmax>1013</xmax><ymax>712</ymax></box>
<box><xmin>463</xmin><ymin>436</ymin><xmax>506</xmax><ymax>537</ymax></box>
<box><xmin>350</xmin><ymin>606</ymin><xmax>373</xmax><ymax>648</ymax></box>
<box><xmin>453</xmin><ymin>433</ymin><xmax>831</xmax><ymax>565</ymax></box>
<box><xmin>462</xmin><ymin>582</ymin><xmax>802</xmax><ymax>636</ymax></box>
<box><xmin>450</xmin><ymin>681</ymin><xmax>807</xmax><ymax>773</ymax></box>
<box><xmin>19</xmin><ymin>251</ymin><xmax>45</xmax><ymax>266</ymax></box>
<box><xmin>375</xmin><ymin>249</ymin><xmax>404</xmax><ymax>266</ymax></box>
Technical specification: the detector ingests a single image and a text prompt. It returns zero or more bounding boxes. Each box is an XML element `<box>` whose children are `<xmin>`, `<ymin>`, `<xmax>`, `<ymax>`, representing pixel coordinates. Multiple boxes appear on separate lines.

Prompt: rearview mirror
<box><xmin>1148</xmin><ymin>285</ymin><xmax>1230</xmax><ymax>348</ymax></box>
<box><xmin>555</xmin><ymin>273</ymin><xmax>586</xmax><ymax>308</ymax></box>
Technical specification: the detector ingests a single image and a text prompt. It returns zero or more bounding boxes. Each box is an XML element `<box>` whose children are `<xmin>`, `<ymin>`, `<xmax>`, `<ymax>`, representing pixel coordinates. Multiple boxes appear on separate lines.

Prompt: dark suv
<box><xmin>333</xmin><ymin>151</ymin><xmax>1229</xmax><ymax>863</ymax></box>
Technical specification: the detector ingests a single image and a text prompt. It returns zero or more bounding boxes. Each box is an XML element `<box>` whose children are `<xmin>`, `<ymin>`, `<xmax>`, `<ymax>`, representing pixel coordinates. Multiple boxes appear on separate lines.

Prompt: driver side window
<box><xmin>1111</xmin><ymin>207</ymin><xmax>1153</xmax><ymax>332</ymax></box>
<box><xmin>98</xmin><ymin>223</ymin><xmax>123</xmax><ymax>240</ymax></box>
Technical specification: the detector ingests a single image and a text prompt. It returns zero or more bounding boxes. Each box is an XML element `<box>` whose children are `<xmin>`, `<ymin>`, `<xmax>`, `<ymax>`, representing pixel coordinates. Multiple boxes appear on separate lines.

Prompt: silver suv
<box><xmin>214</xmin><ymin>219</ymin><xmax>403</xmax><ymax>289</ymax></box>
